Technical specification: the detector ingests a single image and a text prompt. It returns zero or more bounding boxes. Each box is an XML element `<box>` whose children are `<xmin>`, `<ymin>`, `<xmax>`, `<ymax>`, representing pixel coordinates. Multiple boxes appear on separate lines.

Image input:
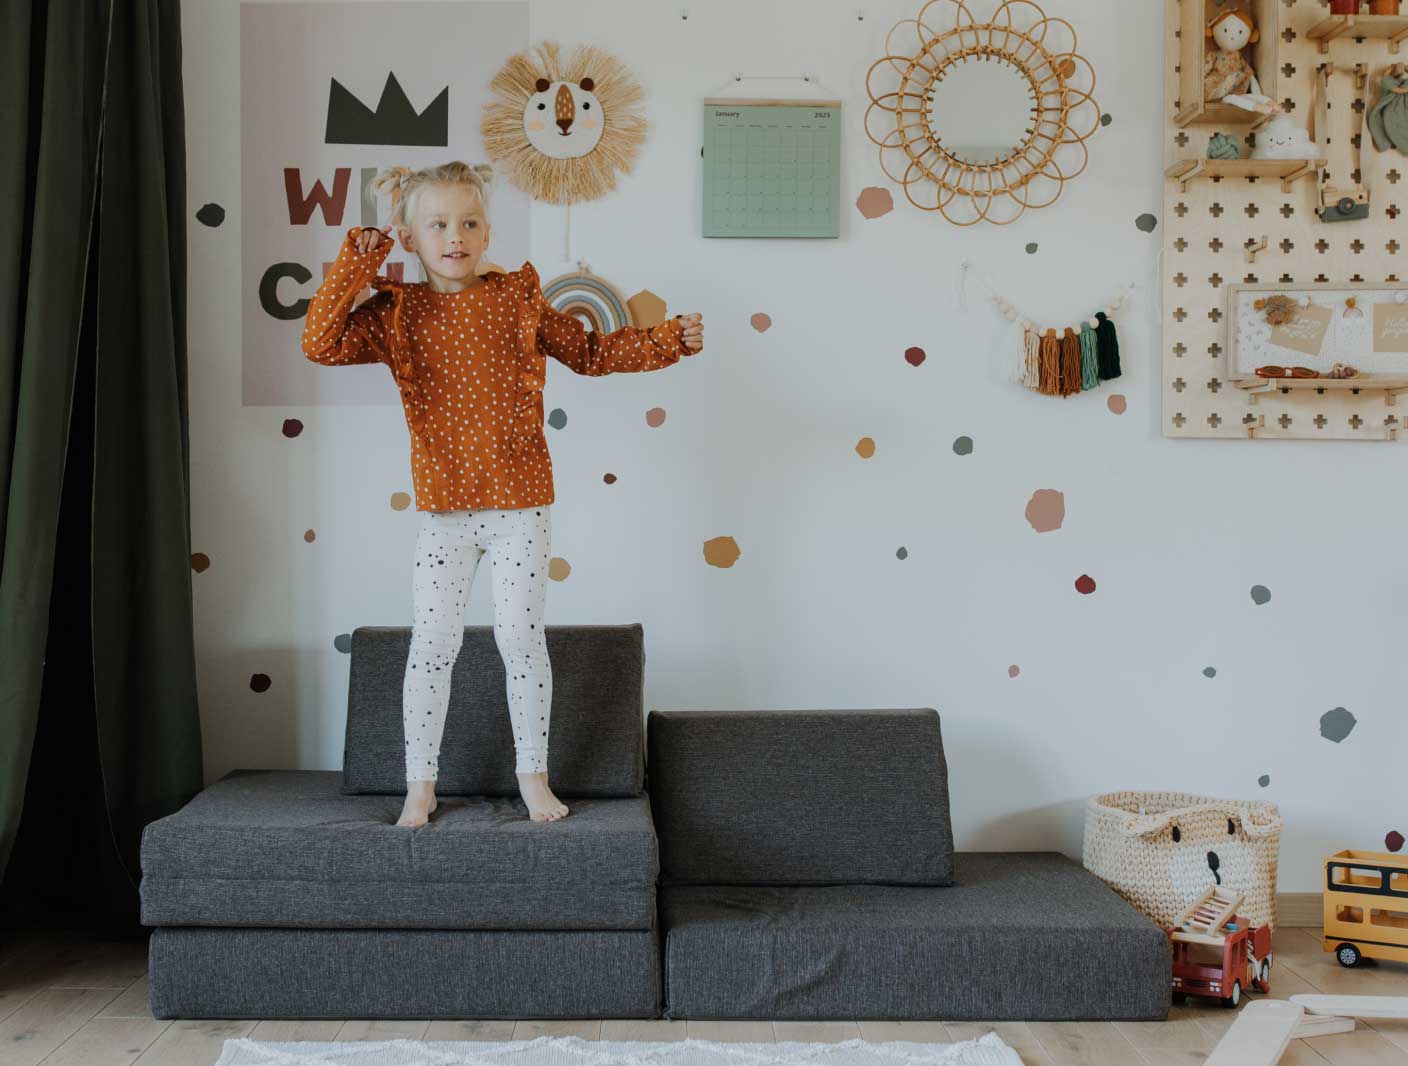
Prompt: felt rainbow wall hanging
<box><xmin>542</xmin><ymin>268</ymin><xmax>634</xmax><ymax>331</ymax></box>
<box><xmin>961</xmin><ymin>261</ymin><xmax>1130</xmax><ymax>397</ymax></box>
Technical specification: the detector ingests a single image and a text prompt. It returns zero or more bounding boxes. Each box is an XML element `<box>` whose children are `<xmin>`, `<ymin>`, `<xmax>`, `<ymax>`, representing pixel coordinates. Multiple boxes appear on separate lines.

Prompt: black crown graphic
<box><xmin>325</xmin><ymin>72</ymin><xmax>448</xmax><ymax>147</ymax></box>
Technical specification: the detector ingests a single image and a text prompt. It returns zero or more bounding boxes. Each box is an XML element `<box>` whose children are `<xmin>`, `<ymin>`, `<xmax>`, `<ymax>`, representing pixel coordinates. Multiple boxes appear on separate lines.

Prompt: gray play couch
<box><xmin>140</xmin><ymin>623</ymin><xmax>1168</xmax><ymax>1020</ymax></box>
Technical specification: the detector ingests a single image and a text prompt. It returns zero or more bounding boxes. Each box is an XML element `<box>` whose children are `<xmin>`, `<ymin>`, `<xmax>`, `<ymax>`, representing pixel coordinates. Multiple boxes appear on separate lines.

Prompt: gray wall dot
<box><xmin>1320</xmin><ymin>707</ymin><xmax>1357</xmax><ymax>743</ymax></box>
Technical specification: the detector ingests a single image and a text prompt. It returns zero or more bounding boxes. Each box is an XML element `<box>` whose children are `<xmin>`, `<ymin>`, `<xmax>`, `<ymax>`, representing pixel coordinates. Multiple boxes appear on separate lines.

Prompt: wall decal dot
<box><xmin>953</xmin><ymin>436</ymin><xmax>973</xmax><ymax>456</ymax></box>
<box><xmin>1008</xmin><ymin>665</ymin><xmax>1020</xmax><ymax>678</ymax></box>
<box><xmin>905</xmin><ymin>346</ymin><xmax>926</xmax><ymax>367</ymax></box>
<box><xmin>750</xmin><ymin>313</ymin><xmax>772</xmax><ymax>332</ymax></box>
<box><xmin>334</xmin><ymin>634</ymin><xmax>352</xmax><ymax>654</ymax></box>
<box><xmin>703</xmin><ymin>535</ymin><xmax>742</xmax><ymax>568</ymax></box>
<box><xmin>282</xmin><ymin>418</ymin><xmax>303</xmax><ymax>438</ymax></box>
<box><xmin>191</xmin><ymin>552</ymin><xmax>211</xmax><ymax>573</ymax></box>
<box><xmin>1135</xmin><ymin>213</ymin><xmax>1159</xmax><ymax>233</ymax></box>
<box><xmin>1257</xmin><ymin>774</ymin><xmax>1270</xmax><ymax>787</ymax></box>
<box><xmin>1107</xmin><ymin>394</ymin><xmax>1127</xmax><ymax>415</ymax></box>
<box><xmin>855</xmin><ymin>437</ymin><xmax>876</xmax><ymax>459</ymax></box>
<box><xmin>196</xmin><ymin>203</ymin><xmax>225</xmax><ymax>227</ymax></box>
<box><xmin>1025</xmin><ymin>489</ymin><xmax>1065</xmax><ymax>533</ymax></box>
<box><xmin>548</xmin><ymin>557</ymin><xmax>572</xmax><ymax>581</ymax></box>
<box><xmin>642</xmin><ymin>407</ymin><xmax>666</xmax><ymax>429</ymax></box>
<box><xmin>304</xmin><ymin>529</ymin><xmax>316</xmax><ymax>543</ymax></box>
<box><xmin>896</xmin><ymin>546</ymin><xmax>908</xmax><ymax>560</ymax></box>
<box><xmin>250</xmin><ymin>673</ymin><xmax>272</xmax><ymax>693</ymax></box>
<box><xmin>855</xmin><ymin>187</ymin><xmax>894</xmax><ymax>219</ymax></box>
<box><xmin>390</xmin><ymin>492</ymin><xmax>412</xmax><ymax>511</ymax></box>
<box><xmin>1387</xmin><ymin>830</ymin><xmax>1405</xmax><ymax>853</ymax></box>
<box><xmin>1025</xmin><ymin>242</ymin><xmax>1039</xmax><ymax>255</ymax></box>
<box><xmin>603</xmin><ymin>473</ymin><xmax>617</xmax><ymax>484</ymax></box>
<box><xmin>1319</xmin><ymin>707</ymin><xmax>1356</xmax><ymax>743</ymax></box>
<box><xmin>1101</xmin><ymin>113</ymin><xmax>1113</xmax><ymax>127</ymax></box>
<box><xmin>547</xmin><ymin>408</ymin><xmax>567</xmax><ymax>430</ymax></box>
<box><xmin>1203</xmin><ymin>666</ymin><xmax>1217</xmax><ymax>678</ymax></box>
<box><xmin>1074</xmin><ymin>574</ymin><xmax>1097</xmax><ymax>595</ymax></box>
<box><xmin>1250</xmin><ymin>584</ymin><xmax>1271</xmax><ymax>605</ymax></box>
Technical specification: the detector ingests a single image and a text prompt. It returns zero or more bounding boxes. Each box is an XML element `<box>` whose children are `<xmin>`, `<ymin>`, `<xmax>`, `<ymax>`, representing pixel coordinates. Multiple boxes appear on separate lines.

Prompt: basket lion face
<box><xmin>482</xmin><ymin>41</ymin><xmax>646</xmax><ymax>205</ymax></box>
<box><xmin>1161</xmin><ymin>814</ymin><xmax>1257</xmax><ymax>904</ymax></box>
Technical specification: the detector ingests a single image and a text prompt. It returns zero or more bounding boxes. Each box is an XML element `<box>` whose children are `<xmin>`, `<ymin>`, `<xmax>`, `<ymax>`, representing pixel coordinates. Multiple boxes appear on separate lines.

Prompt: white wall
<box><xmin>184</xmin><ymin>0</ymin><xmax>1405</xmax><ymax>893</ymax></box>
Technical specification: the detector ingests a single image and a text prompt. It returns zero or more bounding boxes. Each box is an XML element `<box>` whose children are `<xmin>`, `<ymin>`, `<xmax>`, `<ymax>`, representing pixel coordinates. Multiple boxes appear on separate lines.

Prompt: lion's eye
<box><xmin>537</xmin><ymin>103</ymin><xmax>546</xmax><ymax>111</ymax></box>
<box><xmin>1172</xmin><ymin>826</ymin><xmax>1181</xmax><ymax>843</ymax></box>
<box><xmin>582</xmin><ymin>101</ymin><xmax>591</xmax><ymax>110</ymax></box>
<box><xmin>1227</xmin><ymin>818</ymin><xmax>1236</xmax><ymax>835</ymax></box>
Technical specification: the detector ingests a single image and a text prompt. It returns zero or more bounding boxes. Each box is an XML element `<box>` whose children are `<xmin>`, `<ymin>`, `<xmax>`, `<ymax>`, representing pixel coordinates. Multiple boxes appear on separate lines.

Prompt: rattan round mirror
<box><xmin>865</xmin><ymin>0</ymin><xmax>1101</xmax><ymax>226</ymax></box>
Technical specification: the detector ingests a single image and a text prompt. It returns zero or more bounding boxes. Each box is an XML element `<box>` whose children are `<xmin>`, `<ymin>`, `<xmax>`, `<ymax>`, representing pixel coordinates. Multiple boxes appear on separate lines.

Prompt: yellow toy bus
<box><xmin>1323</xmin><ymin>849</ymin><xmax>1408</xmax><ymax>967</ymax></box>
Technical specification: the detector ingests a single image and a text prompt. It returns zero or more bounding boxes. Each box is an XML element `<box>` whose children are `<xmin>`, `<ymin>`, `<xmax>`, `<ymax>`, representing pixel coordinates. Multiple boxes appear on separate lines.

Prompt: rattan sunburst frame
<box><xmin>864</xmin><ymin>0</ymin><xmax>1101</xmax><ymax>226</ymax></box>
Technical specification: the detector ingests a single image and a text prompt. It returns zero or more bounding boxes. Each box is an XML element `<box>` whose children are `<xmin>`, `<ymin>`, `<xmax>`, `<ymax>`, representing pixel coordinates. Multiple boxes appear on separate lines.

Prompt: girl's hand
<box><xmin>678</xmin><ymin>312</ymin><xmax>703</xmax><ymax>353</ymax></box>
<box><xmin>355</xmin><ymin>225</ymin><xmax>393</xmax><ymax>255</ymax></box>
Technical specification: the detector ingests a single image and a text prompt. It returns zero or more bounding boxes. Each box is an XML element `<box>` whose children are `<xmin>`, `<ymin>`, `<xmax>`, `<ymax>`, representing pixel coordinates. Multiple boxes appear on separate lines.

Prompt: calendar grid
<box><xmin>702</xmin><ymin>100</ymin><xmax>842</xmax><ymax>239</ymax></box>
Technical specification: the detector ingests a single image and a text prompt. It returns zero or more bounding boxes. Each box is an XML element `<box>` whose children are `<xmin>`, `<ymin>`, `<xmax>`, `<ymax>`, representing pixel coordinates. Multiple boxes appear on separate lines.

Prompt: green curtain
<box><xmin>0</xmin><ymin>0</ymin><xmax>202</xmax><ymax>924</ymax></box>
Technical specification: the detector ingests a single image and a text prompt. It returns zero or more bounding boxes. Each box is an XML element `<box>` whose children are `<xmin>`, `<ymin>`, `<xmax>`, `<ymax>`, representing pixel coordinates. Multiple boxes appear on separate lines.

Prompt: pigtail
<box><xmin>371</xmin><ymin>165</ymin><xmax>414</xmax><ymax>226</ymax></box>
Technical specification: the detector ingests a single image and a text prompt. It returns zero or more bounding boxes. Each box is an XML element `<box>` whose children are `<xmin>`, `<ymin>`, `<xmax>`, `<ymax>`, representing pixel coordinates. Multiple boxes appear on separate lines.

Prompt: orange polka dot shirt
<box><xmin>302</xmin><ymin>226</ymin><xmax>694</xmax><ymax>512</ymax></box>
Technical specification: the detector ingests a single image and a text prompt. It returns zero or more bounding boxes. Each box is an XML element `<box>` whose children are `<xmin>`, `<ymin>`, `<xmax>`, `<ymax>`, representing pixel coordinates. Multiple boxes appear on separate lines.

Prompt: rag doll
<box><xmin>1204</xmin><ymin>10</ymin><xmax>1262</xmax><ymax>102</ymax></box>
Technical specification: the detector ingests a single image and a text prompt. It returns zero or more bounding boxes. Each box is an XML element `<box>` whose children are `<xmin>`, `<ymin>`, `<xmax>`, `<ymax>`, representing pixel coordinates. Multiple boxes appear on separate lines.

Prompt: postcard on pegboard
<box><xmin>1270</xmin><ymin>304</ymin><xmax>1331</xmax><ymax>357</ymax></box>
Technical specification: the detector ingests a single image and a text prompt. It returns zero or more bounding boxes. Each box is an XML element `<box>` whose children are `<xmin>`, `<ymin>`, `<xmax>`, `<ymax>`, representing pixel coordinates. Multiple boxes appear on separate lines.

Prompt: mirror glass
<box><xmin>925</xmin><ymin>57</ymin><xmax>1034</xmax><ymax>165</ymax></box>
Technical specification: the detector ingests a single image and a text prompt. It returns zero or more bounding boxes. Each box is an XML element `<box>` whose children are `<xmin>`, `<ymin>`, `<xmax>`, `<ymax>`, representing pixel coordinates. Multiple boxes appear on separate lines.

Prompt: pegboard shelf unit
<box><xmin>1235</xmin><ymin>376</ymin><xmax>1408</xmax><ymax>405</ymax></box>
<box><xmin>1165</xmin><ymin>157</ymin><xmax>1325</xmax><ymax>193</ymax></box>
<box><xmin>1176</xmin><ymin>0</ymin><xmax>1278</xmax><ymax>127</ymax></box>
<box><xmin>1307</xmin><ymin>14</ymin><xmax>1408</xmax><ymax>54</ymax></box>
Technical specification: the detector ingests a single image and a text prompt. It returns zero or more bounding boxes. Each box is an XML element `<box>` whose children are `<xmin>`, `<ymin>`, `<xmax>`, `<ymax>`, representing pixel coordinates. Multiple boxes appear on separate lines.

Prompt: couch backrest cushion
<box><xmin>646</xmin><ymin>708</ymin><xmax>954</xmax><ymax>885</ymax></box>
<box><xmin>342</xmin><ymin>624</ymin><xmax>645</xmax><ymax>797</ymax></box>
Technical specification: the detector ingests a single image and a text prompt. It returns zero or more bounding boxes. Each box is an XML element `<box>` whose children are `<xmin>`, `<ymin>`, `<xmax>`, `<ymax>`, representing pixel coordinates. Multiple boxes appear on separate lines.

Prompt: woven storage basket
<box><xmin>1083</xmin><ymin>791</ymin><xmax>1282</xmax><ymax>931</ymax></box>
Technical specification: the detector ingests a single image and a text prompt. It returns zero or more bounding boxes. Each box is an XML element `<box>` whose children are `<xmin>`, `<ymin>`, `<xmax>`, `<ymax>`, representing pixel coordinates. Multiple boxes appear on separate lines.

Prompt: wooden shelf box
<box><xmin>1176</xmin><ymin>0</ymin><xmax>1279</xmax><ymax>127</ymax></box>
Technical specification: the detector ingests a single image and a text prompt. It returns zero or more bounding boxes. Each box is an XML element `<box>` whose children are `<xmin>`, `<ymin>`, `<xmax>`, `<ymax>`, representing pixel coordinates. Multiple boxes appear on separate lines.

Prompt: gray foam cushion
<box><xmin>342</xmin><ymin>624</ymin><xmax>646</xmax><ymax>797</ymax></box>
<box><xmin>139</xmin><ymin>770</ymin><xmax>659</xmax><ymax>930</ymax></box>
<box><xmin>659</xmin><ymin>853</ymin><xmax>1171</xmax><ymax>1021</ymax></box>
<box><xmin>647</xmin><ymin>709</ymin><xmax>954</xmax><ymax>885</ymax></box>
<box><xmin>148</xmin><ymin>926</ymin><xmax>662</xmax><ymax>1020</ymax></box>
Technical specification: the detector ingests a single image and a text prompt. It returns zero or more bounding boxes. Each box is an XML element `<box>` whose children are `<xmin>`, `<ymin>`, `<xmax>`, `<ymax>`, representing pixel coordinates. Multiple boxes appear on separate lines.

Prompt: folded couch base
<box><xmin>148</xmin><ymin>927</ymin><xmax>660</xmax><ymax>1020</ymax></box>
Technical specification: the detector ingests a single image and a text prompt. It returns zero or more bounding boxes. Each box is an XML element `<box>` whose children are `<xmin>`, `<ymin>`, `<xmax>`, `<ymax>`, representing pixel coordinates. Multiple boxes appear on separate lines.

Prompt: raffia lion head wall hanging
<box><xmin>481</xmin><ymin>42</ymin><xmax>647</xmax><ymax>206</ymax></box>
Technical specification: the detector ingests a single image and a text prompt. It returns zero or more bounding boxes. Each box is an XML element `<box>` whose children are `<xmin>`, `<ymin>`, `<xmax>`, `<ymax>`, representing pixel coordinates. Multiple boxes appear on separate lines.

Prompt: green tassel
<box><xmin>1080</xmin><ymin>322</ymin><xmax>1100</xmax><ymax>390</ymax></box>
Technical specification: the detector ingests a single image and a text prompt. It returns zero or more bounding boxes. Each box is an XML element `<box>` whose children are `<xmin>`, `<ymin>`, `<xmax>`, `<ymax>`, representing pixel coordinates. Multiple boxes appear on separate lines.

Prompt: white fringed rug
<box><xmin>214</xmin><ymin>1032</ymin><xmax>1023</xmax><ymax>1066</ymax></box>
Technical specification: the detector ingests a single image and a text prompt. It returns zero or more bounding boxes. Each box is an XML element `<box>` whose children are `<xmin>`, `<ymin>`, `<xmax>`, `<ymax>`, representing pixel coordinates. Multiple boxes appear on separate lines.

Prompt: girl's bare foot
<box><xmin>516</xmin><ymin>771</ymin><xmax>569</xmax><ymax>822</ymax></box>
<box><xmin>397</xmin><ymin>779</ymin><xmax>438</xmax><ymax>827</ymax></box>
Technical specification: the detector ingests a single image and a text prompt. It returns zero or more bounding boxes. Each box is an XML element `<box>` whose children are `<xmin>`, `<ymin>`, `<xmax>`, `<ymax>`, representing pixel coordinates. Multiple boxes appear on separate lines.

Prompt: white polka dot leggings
<box><xmin>403</xmin><ymin>505</ymin><xmax>552</xmax><ymax>781</ymax></box>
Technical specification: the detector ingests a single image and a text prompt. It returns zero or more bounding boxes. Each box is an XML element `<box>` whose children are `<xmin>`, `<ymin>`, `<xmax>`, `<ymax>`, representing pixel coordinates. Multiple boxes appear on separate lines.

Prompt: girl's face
<box><xmin>399</xmin><ymin>183</ymin><xmax>491</xmax><ymax>290</ymax></box>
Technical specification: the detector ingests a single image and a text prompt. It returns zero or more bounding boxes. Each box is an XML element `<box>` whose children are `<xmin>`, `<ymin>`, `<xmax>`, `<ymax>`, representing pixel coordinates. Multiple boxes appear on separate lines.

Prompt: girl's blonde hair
<box><xmin>370</xmin><ymin>161</ymin><xmax>494</xmax><ymax>229</ymax></box>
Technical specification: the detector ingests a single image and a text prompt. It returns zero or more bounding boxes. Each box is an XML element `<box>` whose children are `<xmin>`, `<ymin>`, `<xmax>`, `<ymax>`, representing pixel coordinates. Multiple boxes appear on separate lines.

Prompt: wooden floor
<box><xmin>1</xmin><ymin>927</ymin><xmax>1405</xmax><ymax>1065</ymax></box>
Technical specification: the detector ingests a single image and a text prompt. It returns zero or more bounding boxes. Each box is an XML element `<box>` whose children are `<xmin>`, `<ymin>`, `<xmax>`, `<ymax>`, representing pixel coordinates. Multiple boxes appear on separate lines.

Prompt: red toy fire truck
<box><xmin>1167</xmin><ymin>886</ymin><xmax>1273</xmax><ymax>1008</ymax></box>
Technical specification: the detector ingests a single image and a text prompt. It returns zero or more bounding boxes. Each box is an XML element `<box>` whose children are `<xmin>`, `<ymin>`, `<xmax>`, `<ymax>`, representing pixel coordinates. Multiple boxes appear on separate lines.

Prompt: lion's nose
<box><xmin>555</xmin><ymin>84</ymin><xmax>574</xmax><ymax>134</ymax></box>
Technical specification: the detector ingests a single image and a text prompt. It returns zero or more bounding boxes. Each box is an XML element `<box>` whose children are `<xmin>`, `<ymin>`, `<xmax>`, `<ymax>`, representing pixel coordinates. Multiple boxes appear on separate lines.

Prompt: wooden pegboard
<box><xmin>1163</xmin><ymin>0</ymin><xmax>1408</xmax><ymax>440</ymax></box>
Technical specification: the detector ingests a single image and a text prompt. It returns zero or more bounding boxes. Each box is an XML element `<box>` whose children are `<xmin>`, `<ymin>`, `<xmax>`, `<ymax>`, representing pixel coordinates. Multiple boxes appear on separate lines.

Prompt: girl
<box><xmin>301</xmin><ymin>161</ymin><xmax>704</xmax><ymax>827</ymax></box>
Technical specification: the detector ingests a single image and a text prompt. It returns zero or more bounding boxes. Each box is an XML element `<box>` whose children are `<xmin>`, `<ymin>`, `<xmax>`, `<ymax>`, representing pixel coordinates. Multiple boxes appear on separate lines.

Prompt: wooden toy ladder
<box><xmin>1177</xmin><ymin>886</ymin><xmax>1244</xmax><ymax>935</ymax></box>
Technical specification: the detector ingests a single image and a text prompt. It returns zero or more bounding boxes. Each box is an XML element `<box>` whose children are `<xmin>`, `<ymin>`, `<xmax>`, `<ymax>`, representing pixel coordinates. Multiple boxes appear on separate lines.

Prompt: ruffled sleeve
<box><xmin>301</xmin><ymin>226</ymin><xmax>398</xmax><ymax>368</ymax></box>
<box><xmin>528</xmin><ymin>261</ymin><xmax>693</xmax><ymax>376</ymax></box>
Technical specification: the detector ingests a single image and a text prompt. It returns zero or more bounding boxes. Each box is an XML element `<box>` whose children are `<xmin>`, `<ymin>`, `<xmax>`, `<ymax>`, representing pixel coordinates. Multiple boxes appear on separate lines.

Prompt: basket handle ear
<box><xmin>1126</xmin><ymin>803</ymin><xmax>1281</xmax><ymax>839</ymax></box>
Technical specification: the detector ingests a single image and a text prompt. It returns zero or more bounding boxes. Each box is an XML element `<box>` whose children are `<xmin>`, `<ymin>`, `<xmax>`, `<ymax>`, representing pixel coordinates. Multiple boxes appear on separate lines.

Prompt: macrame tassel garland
<box><xmin>960</xmin><ymin>259</ymin><xmax>1131</xmax><ymax>398</ymax></box>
